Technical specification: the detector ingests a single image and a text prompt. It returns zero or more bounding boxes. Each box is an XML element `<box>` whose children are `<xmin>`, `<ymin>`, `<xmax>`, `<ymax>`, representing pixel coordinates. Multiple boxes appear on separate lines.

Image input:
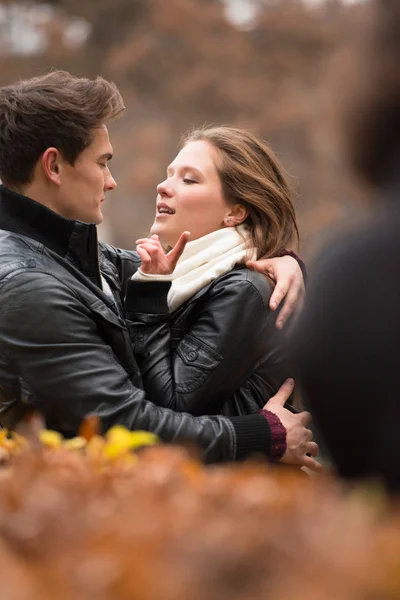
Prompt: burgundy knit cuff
<box><xmin>258</xmin><ymin>409</ymin><xmax>287</xmax><ymax>461</ymax></box>
<box><xmin>276</xmin><ymin>249</ymin><xmax>307</xmax><ymax>285</ymax></box>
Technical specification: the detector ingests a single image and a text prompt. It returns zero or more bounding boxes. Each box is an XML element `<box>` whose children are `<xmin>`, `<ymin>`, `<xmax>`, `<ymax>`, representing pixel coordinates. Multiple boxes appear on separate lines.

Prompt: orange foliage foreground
<box><xmin>0</xmin><ymin>430</ymin><xmax>398</xmax><ymax>600</ymax></box>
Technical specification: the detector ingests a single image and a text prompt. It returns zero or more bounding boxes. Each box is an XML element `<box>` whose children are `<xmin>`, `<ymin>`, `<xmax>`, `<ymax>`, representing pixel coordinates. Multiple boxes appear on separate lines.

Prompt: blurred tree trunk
<box><xmin>34</xmin><ymin>0</ymin><xmax>149</xmax><ymax>73</ymax></box>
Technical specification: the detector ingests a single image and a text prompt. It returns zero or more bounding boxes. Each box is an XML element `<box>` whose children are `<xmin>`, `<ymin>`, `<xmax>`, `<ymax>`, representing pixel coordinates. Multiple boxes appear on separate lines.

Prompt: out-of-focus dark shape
<box><xmin>338</xmin><ymin>0</ymin><xmax>400</xmax><ymax>188</ymax></box>
<box><xmin>292</xmin><ymin>0</ymin><xmax>400</xmax><ymax>491</ymax></box>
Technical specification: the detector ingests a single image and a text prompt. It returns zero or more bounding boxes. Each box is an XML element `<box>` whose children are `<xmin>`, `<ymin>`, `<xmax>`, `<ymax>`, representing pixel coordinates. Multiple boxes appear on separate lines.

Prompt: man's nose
<box><xmin>105</xmin><ymin>171</ymin><xmax>117</xmax><ymax>191</ymax></box>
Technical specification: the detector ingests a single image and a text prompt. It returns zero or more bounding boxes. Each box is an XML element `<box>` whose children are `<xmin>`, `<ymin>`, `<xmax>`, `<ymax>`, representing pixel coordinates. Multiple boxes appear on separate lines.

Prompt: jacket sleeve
<box><xmin>100</xmin><ymin>243</ymin><xmax>141</xmax><ymax>296</ymax></box>
<box><xmin>125</xmin><ymin>273</ymin><xmax>282</xmax><ymax>416</ymax></box>
<box><xmin>0</xmin><ymin>270</ymin><xmax>272</xmax><ymax>463</ymax></box>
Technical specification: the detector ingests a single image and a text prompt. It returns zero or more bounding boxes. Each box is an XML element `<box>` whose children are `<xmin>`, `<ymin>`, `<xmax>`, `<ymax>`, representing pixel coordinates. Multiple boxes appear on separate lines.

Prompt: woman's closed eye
<box><xmin>183</xmin><ymin>178</ymin><xmax>197</xmax><ymax>184</ymax></box>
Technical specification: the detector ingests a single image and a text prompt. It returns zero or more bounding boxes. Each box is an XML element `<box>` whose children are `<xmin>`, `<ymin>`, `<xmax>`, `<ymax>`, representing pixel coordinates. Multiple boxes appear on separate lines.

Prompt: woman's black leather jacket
<box><xmin>125</xmin><ymin>266</ymin><xmax>292</xmax><ymax>417</ymax></box>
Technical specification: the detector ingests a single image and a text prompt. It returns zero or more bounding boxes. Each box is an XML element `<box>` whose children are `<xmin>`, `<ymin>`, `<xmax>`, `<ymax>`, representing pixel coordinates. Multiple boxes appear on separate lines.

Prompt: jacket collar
<box><xmin>0</xmin><ymin>185</ymin><xmax>101</xmax><ymax>286</ymax></box>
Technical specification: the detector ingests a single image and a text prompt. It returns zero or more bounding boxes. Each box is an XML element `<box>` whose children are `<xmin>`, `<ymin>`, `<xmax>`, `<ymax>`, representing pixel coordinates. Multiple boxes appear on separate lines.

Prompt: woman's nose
<box><xmin>157</xmin><ymin>179</ymin><xmax>173</xmax><ymax>197</ymax></box>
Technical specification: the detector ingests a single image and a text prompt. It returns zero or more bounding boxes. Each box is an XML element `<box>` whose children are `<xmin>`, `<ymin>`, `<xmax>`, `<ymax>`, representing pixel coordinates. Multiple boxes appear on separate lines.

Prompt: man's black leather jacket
<box><xmin>0</xmin><ymin>185</ymin><xmax>273</xmax><ymax>462</ymax></box>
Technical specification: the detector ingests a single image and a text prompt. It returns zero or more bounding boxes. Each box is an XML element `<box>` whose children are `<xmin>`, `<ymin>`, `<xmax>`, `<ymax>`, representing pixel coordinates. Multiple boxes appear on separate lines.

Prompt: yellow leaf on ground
<box><xmin>103</xmin><ymin>427</ymin><xmax>158</xmax><ymax>459</ymax></box>
<box><xmin>63</xmin><ymin>437</ymin><xmax>87</xmax><ymax>450</ymax></box>
<box><xmin>39</xmin><ymin>430</ymin><xmax>63</xmax><ymax>448</ymax></box>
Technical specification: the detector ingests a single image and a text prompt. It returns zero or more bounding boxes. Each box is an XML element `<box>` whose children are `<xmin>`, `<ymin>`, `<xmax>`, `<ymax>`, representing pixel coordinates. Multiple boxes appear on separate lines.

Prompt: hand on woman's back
<box><xmin>264</xmin><ymin>379</ymin><xmax>322</xmax><ymax>473</ymax></box>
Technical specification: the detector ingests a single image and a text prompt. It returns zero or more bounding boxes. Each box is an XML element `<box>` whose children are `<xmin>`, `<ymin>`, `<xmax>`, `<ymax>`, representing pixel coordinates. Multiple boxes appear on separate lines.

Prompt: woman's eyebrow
<box><xmin>167</xmin><ymin>164</ymin><xmax>203</xmax><ymax>176</ymax></box>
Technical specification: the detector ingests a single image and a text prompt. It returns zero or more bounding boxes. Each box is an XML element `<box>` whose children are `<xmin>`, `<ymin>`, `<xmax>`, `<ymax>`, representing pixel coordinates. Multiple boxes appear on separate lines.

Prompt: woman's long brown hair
<box><xmin>182</xmin><ymin>126</ymin><xmax>299</xmax><ymax>259</ymax></box>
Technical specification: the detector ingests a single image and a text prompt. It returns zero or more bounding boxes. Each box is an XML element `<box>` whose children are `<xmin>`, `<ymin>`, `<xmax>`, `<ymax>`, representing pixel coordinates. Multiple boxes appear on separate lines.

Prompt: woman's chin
<box><xmin>150</xmin><ymin>223</ymin><xmax>162</xmax><ymax>237</ymax></box>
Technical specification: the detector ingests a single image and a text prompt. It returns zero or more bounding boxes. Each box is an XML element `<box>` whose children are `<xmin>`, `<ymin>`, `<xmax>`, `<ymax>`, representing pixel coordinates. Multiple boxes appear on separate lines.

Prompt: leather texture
<box><xmin>126</xmin><ymin>266</ymin><xmax>292</xmax><ymax>417</ymax></box>
<box><xmin>0</xmin><ymin>184</ymin><xmax>273</xmax><ymax>462</ymax></box>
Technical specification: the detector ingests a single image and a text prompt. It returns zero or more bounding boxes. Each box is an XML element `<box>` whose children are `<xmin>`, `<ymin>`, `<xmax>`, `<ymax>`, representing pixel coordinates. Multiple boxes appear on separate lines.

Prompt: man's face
<box><xmin>56</xmin><ymin>126</ymin><xmax>116</xmax><ymax>224</ymax></box>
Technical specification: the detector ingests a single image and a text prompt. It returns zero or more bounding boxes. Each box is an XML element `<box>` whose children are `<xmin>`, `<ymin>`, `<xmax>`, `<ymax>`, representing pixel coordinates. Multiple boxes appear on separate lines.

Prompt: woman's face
<box><xmin>150</xmin><ymin>140</ymin><xmax>231</xmax><ymax>248</ymax></box>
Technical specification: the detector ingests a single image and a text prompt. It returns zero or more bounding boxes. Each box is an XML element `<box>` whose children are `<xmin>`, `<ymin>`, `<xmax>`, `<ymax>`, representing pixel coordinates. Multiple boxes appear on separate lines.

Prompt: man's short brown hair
<box><xmin>0</xmin><ymin>70</ymin><xmax>125</xmax><ymax>187</ymax></box>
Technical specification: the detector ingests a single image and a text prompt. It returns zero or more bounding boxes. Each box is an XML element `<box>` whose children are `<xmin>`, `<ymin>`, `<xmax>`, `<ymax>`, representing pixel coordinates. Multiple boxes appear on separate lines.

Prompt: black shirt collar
<box><xmin>0</xmin><ymin>185</ymin><xmax>101</xmax><ymax>284</ymax></box>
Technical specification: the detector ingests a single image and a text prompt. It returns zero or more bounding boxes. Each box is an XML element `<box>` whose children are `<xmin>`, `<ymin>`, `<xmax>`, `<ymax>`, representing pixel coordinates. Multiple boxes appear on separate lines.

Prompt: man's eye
<box><xmin>99</xmin><ymin>163</ymin><xmax>107</xmax><ymax>168</ymax></box>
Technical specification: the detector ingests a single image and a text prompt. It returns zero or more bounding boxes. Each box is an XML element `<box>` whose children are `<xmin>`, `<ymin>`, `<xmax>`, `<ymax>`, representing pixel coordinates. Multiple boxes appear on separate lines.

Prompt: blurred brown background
<box><xmin>0</xmin><ymin>0</ymin><xmax>370</xmax><ymax>259</ymax></box>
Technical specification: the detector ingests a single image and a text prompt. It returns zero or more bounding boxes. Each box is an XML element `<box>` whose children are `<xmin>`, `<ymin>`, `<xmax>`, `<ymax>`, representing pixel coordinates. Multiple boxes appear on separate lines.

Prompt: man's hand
<box><xmin>264</xmin><ymin>379</ymin><xmax>322</xmax><ymax>472</ymax></box>
<box><xmin>247</xmin><ymin>255</ymin><xmax>305</xmax><ymax>329</ymax></box>
<box><xmin>136</xmin><ymin>232</ymin><xmax>190</xmax><ymax>275</ymax></box>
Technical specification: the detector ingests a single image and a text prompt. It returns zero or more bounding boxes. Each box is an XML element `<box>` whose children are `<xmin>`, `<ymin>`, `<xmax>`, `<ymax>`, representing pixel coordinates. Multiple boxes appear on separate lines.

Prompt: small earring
<box><xmin>226</xmin><ymin>217</ymin><xmax>232</xmax><ymax>224</ymax></box>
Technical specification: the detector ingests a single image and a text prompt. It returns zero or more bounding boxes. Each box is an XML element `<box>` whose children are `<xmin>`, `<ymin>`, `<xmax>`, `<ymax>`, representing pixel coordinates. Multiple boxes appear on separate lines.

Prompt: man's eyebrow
<box><xmin>99</xmin><ymin>152</ymin><xmax>113</xmax><ymax>161</ymax></box>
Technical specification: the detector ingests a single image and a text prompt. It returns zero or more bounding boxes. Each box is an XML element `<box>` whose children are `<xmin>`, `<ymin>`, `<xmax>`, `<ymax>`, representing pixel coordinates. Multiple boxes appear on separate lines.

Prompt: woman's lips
<box><xmin>155</xmin><ymin>211</ymin><xmax>174</xmax><ymax>219</ymax></box>
<box><xmin>157</xmin><ymin>201</ymin><xmax>175</xmax><ymax>214</ymax></box>
<box><xmin>156</xmin><ymin>203</ymin><xmax>175</xmax><ymax>219</ymax></box>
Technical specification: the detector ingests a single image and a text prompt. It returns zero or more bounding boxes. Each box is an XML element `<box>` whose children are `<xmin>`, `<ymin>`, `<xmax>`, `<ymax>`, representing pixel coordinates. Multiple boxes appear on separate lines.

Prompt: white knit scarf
<box><xmin>133</xmin><ymin>225</ymin><xmax>257</xmax><ymax>313</ymax></box>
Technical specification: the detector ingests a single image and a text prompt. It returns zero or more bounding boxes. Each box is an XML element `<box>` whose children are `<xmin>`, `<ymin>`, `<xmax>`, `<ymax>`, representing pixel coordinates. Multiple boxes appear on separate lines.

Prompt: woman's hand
<box><xmin>247</xmin><ymin>255</ymin><xmax>305</xmax><ymax>329</ymax></box>
<box><xmin>136</xmin><ymin>232</ymin><xmax>190</xmax><ymax>275</ymax></box>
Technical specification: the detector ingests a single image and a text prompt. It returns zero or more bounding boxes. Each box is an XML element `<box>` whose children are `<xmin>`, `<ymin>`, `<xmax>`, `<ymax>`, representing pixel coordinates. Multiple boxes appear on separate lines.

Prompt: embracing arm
<box><xmin>103</xmin><ymin>240</ymin><xmax>306</xmax><ymax>328</ymax></box>
<box><xmin>247</xmin><ymin>253</ymin><xmax>306</xmax><ymax>329</ymax></box>
<box><xmin>0</xmin><ymin>271</ymin><xmax>276</xmax><ymax>463</ymax></box>
<box><xmin>125</xmin><ymin>273</ymin><xmax>320</xmax><ymax>471</ymax></box>
<box><xmin>125</xmin><ymin>271</ymin><xmax>284</xmax><ymax>415</ymax></box>
<box><xmin>100</xmin><ymin>243</ymin><xmax>141</xmax><ymax>295</ymax></box>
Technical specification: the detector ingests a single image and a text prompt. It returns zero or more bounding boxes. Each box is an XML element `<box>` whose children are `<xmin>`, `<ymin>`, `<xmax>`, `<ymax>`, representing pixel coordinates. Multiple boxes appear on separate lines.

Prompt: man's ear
<box><xmin>41</xmin><ymin>148</ymin><xmax>62</xmax><ymax>185</ymax></box>
<box><xmin>225</xmin><ymin>203</ymin><xmax>248</xmax><ymax>227</ymax></box>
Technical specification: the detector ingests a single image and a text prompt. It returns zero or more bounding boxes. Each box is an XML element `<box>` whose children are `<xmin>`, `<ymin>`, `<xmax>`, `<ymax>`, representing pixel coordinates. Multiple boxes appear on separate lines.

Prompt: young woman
<box><xmin>125</xmin><ymin>126</ymin><xmax>305</xmax><ymax>433</ymax></box>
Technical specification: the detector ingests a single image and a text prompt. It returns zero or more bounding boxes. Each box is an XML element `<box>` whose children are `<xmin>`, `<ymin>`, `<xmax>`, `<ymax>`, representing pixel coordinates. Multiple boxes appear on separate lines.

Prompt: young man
<box><xmin>0</xmin><ymin>71</ymin><xmax>318</xmax><ymax>468</ymax></box>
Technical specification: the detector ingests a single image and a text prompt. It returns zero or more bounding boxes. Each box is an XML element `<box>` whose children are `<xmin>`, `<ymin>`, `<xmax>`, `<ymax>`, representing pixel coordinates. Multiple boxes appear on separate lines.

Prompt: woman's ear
<box><xmin>224</xmin><ymin>203</ymin><xmax>248</xmax><ymax>227</ymax></box>
<box><xmin>41</xmin><ymin>148</ymin><xmax>62</xmax><ymax>185</ymax></box>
